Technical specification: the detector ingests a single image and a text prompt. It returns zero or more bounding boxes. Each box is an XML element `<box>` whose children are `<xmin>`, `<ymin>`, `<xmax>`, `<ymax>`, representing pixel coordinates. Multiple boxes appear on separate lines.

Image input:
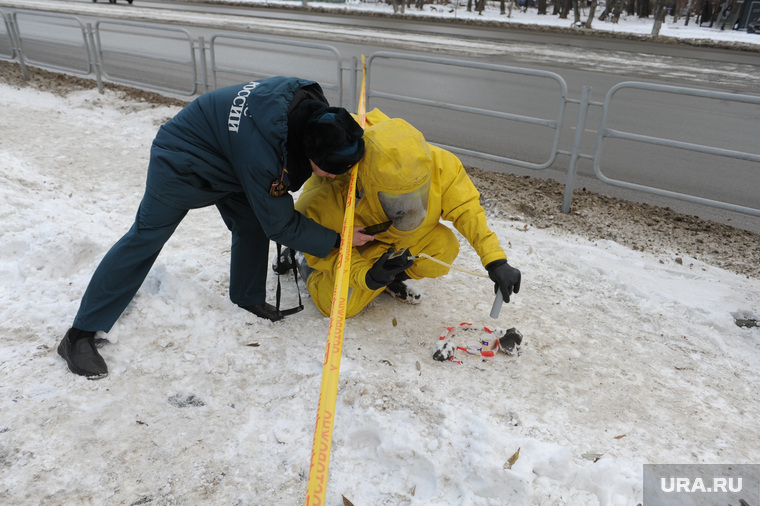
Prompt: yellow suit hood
<box><xmin>359</xmin><ymin>118</ymin><xmax>432</xmax><ymax>195</ymax></box>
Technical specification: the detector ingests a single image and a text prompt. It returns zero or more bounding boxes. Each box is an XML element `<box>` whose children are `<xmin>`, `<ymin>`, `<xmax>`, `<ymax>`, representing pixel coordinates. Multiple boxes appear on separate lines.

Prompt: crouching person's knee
<box><xmin>408</xmin><ymin>224</ymin><xmax>460</xmax><ymax>279</ymax></box>
<box><xmin>307</xmin><ymin>271</ymin><xmax>380</xmax><ymax>318</ymax></box>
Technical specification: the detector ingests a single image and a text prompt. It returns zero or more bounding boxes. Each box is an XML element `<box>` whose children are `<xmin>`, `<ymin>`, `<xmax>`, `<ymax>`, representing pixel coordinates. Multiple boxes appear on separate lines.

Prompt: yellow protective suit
<box><xmin>295</xmin><ymin>109</ymin><xmax>507</xmax><ymax>317</ymax></box>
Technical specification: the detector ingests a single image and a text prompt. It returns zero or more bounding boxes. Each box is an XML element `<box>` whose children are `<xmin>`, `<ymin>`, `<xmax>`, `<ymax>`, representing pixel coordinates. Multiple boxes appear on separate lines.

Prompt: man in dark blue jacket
<box><xmin>58</xmin><ymin>77</ymin><xmax>374</xmax><ymax>379</ymax></box>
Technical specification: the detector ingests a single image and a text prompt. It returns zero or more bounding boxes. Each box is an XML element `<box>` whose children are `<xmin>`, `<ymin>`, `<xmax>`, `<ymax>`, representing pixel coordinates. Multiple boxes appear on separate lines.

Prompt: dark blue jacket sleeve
<box><xmin>233</xmin><ymin>158</ymin><xmax>337</xmax><ymax>258</ymax></box>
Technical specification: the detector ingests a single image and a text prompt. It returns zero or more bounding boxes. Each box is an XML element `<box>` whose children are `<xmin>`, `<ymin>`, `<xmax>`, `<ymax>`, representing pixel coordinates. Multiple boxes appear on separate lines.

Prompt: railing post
<box><xmin>7</xmin><ymin>14</ymin><xmax>29</xmax><ymax>81</ymax></box>
<box><xmin>562</xmin><ymin>85</ymin><xmax>592</xmax><ymax>214</ymax></box>
<box><xmin>197</xmin><ymin>36</ymin><xmax>208</xmax><ymax>93</ymax></box>
<box><xmin>348</xmin><ymin>56</ymin><xmax>357</xmax><ymax>112</ymax></box>
<box><xmin>85</xmin><ymin>23</ymin><xmax>104</xmax><ymax>95</ymax></box>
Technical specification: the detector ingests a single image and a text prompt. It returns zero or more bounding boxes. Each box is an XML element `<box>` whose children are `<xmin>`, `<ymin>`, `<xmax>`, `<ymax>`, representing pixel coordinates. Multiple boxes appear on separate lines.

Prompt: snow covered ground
<box><xmin>1</xmin><ymin>66</ymin><xmax>759</xmax><ymax>505</ymax></box>
<box><xmin>227</xmin><ymin>0</ymin><xmax>760</xmax><ymax>47</ymax></box>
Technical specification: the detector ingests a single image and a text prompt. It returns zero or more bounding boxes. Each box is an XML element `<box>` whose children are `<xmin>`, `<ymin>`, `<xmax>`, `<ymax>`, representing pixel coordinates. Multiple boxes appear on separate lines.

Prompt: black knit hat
<box><xmin>304</xmin><ymin>107</ymin><xmax>365</xmax><ymax>175</ymax></box>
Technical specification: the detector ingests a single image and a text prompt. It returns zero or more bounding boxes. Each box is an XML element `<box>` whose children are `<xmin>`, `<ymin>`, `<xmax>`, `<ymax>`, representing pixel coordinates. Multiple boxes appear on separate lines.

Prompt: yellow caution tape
<box><xmin>305</xmin><ymin>55</ymin><xmax>367</xmax><ymax>506</ymax></box>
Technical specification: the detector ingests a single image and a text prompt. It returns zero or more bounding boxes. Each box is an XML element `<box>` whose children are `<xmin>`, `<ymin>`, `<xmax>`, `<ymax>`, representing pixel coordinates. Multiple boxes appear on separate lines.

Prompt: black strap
<box><xmin>275</xmin><ymin>243</ymin><xmax>304</xmax><ymax>317</ymax></box>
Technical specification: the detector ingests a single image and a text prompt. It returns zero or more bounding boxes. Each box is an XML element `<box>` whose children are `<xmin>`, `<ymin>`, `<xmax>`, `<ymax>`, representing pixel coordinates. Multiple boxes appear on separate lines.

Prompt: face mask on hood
<box><xmin>358</xmin><ymin>118</ymin><xmax>433</xmax><ymax>232</ymax></box>
<box><xmin>377</xmin><ymin>180</ymin><xmax>430</xmax><ymax>231</ymax></box>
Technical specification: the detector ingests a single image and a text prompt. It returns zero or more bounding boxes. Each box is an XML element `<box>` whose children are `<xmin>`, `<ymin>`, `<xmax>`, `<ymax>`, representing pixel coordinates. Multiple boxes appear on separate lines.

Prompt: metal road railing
<box><xmin>0</xmin><ymin>7</ymin><xmax>758</xmax><ymax>220</ymax></box>
<box><xmin>94</xmin><ymin>20</ymin><xmax>198</xmax><ymax>96</ymax></box>
<box><xmin>586</xmin><ymin>81</ymin><xmax>760</xmax><ymax>217</ymax></box>
<box><xmin>11</xmin><ymin>10</ymin><xmax>91</xmax><ymax>75</ymax></box>
<box><xmin>0</xmin><ymin>8</ymin><xmax>15</xmax><ymax>60</ymax></box>
<box><xmin>365</xmin><ymin>52</ymin><xmax>568</xmax><ymax>171</ymax></box>
<box><xmin>208</xmin><ymin>33</ymin><xmax>343</xmax><ymax>104</ymax></box>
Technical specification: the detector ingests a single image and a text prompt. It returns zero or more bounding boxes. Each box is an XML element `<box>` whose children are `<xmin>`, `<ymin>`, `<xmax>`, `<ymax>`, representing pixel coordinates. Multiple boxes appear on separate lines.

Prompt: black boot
<box><xmin>57</xmin><ymin>328</ymin><xmax>108</xmax><ymax>379</ymax></box>
<box><xmin>242</xmin><ymin>303</ymin><xmax>283</xmax><ymax>322</ymax></box>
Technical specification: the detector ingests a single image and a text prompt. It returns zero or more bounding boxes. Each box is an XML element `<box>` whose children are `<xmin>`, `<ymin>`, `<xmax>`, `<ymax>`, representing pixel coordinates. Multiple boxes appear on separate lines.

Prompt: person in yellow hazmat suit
<box><xmin>290</xmin><ymin>109</ymin><xmax>521</xmax><ymax>318</ymax></box>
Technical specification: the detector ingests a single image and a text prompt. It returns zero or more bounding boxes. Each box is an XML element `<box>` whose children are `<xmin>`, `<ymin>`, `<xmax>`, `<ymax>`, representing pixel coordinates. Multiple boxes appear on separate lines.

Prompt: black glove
<box><xmin>486</xmin><ymin>259</ymin><xmax>521</xmax><ymax>303</ymax></box>
<box><xmin>366</xmin><ymin>248</ymin><xmax>415</xmax><ymax>290</ymax></box>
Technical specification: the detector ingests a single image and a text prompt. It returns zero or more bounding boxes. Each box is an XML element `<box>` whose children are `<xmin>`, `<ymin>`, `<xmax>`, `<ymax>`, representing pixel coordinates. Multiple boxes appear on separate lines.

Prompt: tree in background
<box><xmin>651</xmin><ymin>0</ymin><xmax>668</xmax><ymax>34</ymax></box>
<box><xmin>585</xmin><ymin>0</ymin><xmax>599</xmax><ymax>26</ymax></box>
<box><xmin>598</xmin><ymin>0</ymin><xmax>623</xmax><ymax>21</ymax></box>
<box><xmin>389</xmin><ymin>0</ymin><xmax>406</xmax><ymax>13</ymax></box>
<box><xmin>556</xmin><ymin>0</ymin><xmax>572</xmax><ymax>18</ymax></box>
<box><xmin>638</xmin><ymin>0</ymin><xmax>653</xmax><ymax>17</ymax></box>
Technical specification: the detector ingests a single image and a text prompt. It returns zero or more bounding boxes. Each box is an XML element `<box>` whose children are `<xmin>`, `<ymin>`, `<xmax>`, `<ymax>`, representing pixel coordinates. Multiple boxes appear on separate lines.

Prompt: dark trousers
<box><xmin>73</xmin><ymin>191</ymin><xmax>268</xmax><ymax>332</ymax></box>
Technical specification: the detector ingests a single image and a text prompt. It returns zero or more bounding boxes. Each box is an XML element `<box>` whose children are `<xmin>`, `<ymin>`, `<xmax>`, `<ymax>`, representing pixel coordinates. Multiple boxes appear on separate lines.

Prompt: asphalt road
<box><xmin>4</xmin><ymin>0</ymin><xmax>760</xmax><ymax>232</ymax></box>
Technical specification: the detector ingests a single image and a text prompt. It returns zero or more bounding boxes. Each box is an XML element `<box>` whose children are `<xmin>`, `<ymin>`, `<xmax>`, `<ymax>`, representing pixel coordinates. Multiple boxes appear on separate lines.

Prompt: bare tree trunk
<box><xmin>500</xmin><ymin>0</ymin><xmax>506</xmax><ymax>14</ymax></box>
<box><xmin>651</xmin><ymin>0</ymin><xmax>667</xmax><ymax>34</ymax></box>
<box><xmin>599</xmin><ymin>1</ymin><xmax>611</xmax><ymax>19</ymax></box>
<box><xmin>612</xmin><ymin>0</ymin><xmax>623</xmax><ymax>21</ymax></box>
<box><xmin>599</xmin><ymin>0</ymin><xmax>620</xmax><ymax>20</ymax></box>
<box><xmin>475</xmin><ymin>0</ymin><xmax>486</xmax><ymax>14</ymax></box>
<box><xmin>721</xmin><ymin>0</ymin><xmax>739</xmax><ymax>29</ymax></box>
<box><xmin>684</xmin><ymin>0</ymin><xmax>694</xmax><ymax>24</ymax></box>
<box><xmin>573</xmin><ymin>0</ymin><xmax>582</xmax><ymax>23</ymax></box>
<box><xmin>586</xmin><ymin>0</ymin><xmax>598</xmax><ymax>26</ymax></box>
<box><xmin>698</xmin><ymin>0</ymin><xmax>712</xmax><ymax>25</ymax></box>
<box><xmin>718</xmin><ymin>0</ymin><xmax>730</xmax><ymax>29</ymax></box>
<box><xmin>537</xmin><ymin>0</ymin><xmax>548</xmax><ymax>14</ymax></box>
<box><xmin>467</xmin><ymin>0</ymin><xmax>473</xmax><ymax>11</ymax></box>
<box><xmin>708</xmin><ymin>0</ymin><xmax>719</xmax><ymax>26</ymax></box>
<box><xmin>639</xmin><ymin>0</ymin><xmax>651</xmax><ymax>17</ymax></box>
